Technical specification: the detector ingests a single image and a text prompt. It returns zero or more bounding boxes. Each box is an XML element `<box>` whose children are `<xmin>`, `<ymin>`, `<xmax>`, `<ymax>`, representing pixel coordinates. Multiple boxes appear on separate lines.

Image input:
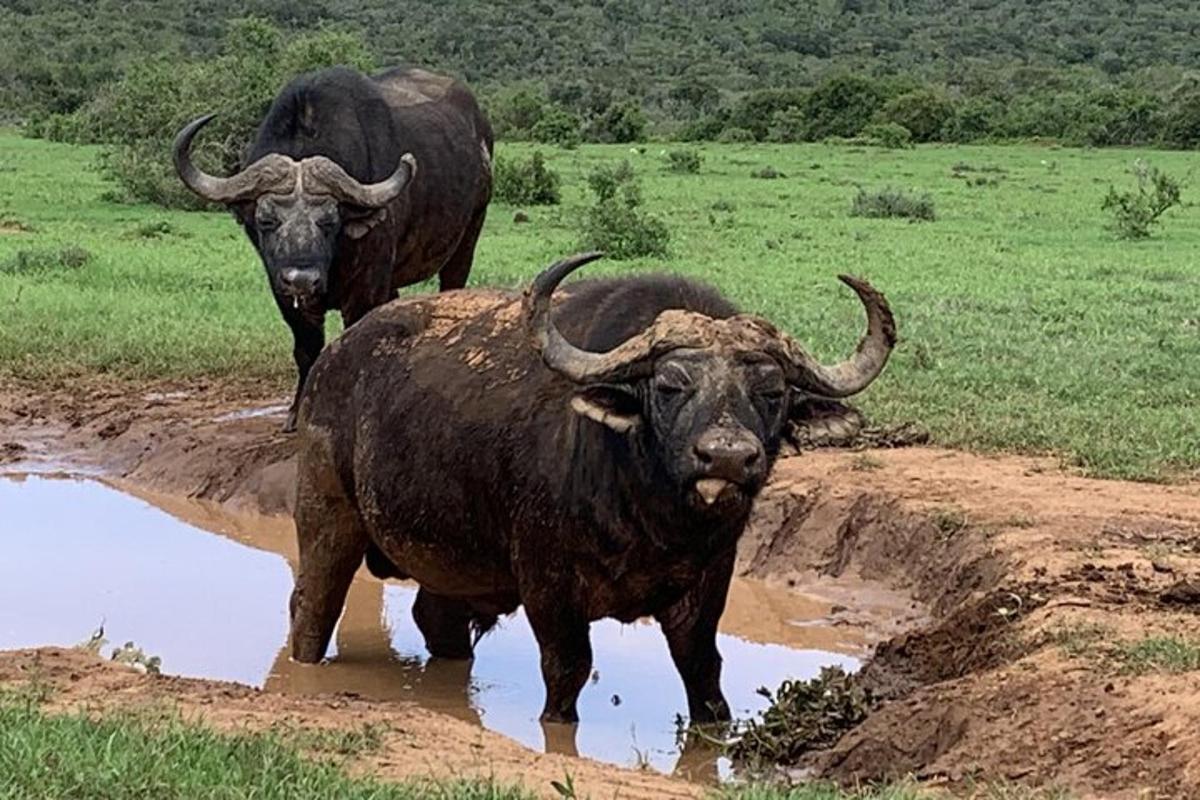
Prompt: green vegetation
<box><xmin>1101</xmin><ymin>160</ymin><xmax>1183</xmax><ymax>240</ymax></box>
<box><xmin>0</xmin><ymin>689</ymin><xmax>534</xmax><ymax>800</ymax></box>
<box><xmin>493</xmin><ymin>152</ymin><xmax>562</xmax><ymax>206</ymax></box>
<box><xmin>10</xmin><ymin>5</ymin><xmax>1200</xmax><ymax>152</ymax></box>
<box><xmin>580</xmin><ymin>161</ymin><xmax>670</xmax><ymax>259</ymax></box>
<box><xmin>1115</xmin><ymin>636</ymin><xmax>1200</xmax><ymax>674</ymax></box>
<box><xmin>1</xmin><ymin>133</ymin><xmax>1199</xmax><ymax>480</ymax></box>
<box><xmin>850</xmin><ymin>188</ymin><xmax>936</xmax><ymax>221</ymax></box>
<box><xmin>722</xmin><ymin>666</ymin><xmax>871</xmax><ymax>769</ymax></box>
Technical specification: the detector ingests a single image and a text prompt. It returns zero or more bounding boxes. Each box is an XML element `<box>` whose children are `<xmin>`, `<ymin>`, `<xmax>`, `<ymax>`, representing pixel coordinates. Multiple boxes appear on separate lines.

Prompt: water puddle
<box><xmin>0</xmin><ymin>474</ymin><xmax>895</xmax><ymax>777</ymax></box>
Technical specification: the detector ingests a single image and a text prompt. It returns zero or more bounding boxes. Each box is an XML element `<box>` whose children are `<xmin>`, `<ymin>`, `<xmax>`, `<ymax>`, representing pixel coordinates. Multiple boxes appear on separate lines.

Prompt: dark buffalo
<box><xmin>290</xmin><ymin>253</ymin><xmax>895</xmax><ymax>724</ymax></box>
<box><xmin>174</xmin><ymin>66</ymin><xmax>493</xmax><ymax>429</ymax></box>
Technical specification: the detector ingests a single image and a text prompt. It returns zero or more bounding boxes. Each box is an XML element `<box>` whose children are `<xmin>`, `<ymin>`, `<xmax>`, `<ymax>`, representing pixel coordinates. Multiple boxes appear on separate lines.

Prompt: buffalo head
<box><xmin>527</xmin><ymin>253</ymin><xmax>895</xmax><ymax>519</ymax></box>
<box><xmin>173</xmin><ymin>114</ymin><xmax>416</xmax><ymax>309</ymax></box>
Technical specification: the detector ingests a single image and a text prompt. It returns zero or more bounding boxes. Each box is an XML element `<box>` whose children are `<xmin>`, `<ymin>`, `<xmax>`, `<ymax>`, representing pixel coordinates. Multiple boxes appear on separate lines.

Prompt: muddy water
<box><xmin>0</xmin><ymin>474</ymin><xmax>877</xmax><ymax>776</ymax></box>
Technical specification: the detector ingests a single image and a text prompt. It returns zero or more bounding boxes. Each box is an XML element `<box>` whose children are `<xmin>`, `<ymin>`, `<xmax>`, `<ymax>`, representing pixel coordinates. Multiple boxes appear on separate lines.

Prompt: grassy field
<box><xmin>0</xmin><ymin>132</ymin><xmax>1197</xmax><ymax>480</ymax></box>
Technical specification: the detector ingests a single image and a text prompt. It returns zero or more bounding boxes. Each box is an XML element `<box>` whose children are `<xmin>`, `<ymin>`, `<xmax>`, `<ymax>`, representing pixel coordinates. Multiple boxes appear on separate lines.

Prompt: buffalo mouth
<box><xmin>692</xmin><ymin>477</ymin><xmax>747</xmax><ymax>508</ymax></box>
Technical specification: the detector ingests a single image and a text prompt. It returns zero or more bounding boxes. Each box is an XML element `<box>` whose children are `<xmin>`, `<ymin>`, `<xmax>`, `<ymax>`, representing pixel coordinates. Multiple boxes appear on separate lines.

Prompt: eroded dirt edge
<box><xmin>3</xmin><ymin>378</ymin><xmax>1200</xmax><ymax>799</ymax></box>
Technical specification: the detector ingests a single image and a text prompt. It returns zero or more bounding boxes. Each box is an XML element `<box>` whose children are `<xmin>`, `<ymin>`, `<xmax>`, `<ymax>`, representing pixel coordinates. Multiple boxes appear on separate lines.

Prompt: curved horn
<box><xmin>781</xmin><ymin>275</ymin><xmax>896</xmax><ymax>397</ymax></box>
<box><xmin>173</xmin><ymin>113</ymin><xmax>295</xmax><ymax>203</ymax></box>
<box><xmin>302</xmin><ymin>153</ymin><xmax>416</xmax><ymax>208</ymax></box>
<box><xmin>528</xmin><ymin>251</ymin><xmax>657</xmax><ymax>383</ymax></box>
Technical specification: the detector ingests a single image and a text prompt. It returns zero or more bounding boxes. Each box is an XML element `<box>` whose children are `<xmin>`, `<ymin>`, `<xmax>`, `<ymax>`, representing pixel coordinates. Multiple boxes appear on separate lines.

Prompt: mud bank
<box><xmin>4</xmin><ymin>377</ymin><xmax>1200</xmax><ymax>798</ymax></box>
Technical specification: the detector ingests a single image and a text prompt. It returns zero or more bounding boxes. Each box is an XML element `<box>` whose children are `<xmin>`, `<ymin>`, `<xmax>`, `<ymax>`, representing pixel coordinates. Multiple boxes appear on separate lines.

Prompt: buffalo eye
<box><xmin>654</xmin><ymin>365</ymin><xmax>692</xmax><ymax>397</ymax></box>
<box><xmin>256</xmin><ymin>214</ymin><xmax>280</xmax><ymax>231</ymax></box>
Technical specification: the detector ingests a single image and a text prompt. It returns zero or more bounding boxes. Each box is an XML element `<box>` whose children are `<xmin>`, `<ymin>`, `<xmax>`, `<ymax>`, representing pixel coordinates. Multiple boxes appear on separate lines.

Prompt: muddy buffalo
<box><xmin>174</xmin><ymin>66</ymin><xmax>493</xmax><ymax>430</ymax></box>
<box><xmin>290</xmin><ymin>253</ymin><xmax>895</xmax><ymax>723</ymax></box>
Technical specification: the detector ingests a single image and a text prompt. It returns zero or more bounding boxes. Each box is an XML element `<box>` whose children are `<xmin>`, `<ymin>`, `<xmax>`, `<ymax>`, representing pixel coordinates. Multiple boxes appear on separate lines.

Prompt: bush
<box><xmin>750</xmin><ymin>166</ymin><xmax>784</xmax><ymax>180</ymax></box>
<box><xmin>1101</xmin><ymin>159</ymin><xmax>1182</xmax><ymax>240</ymax></box>
<box><xmin>729</xmin><ymin>88</ymin><xmax>808</xmax><ymax>140</ymax></box>
<box><xmin>589</xmin><ymin>100</ymin><xmax>647</xmax><ymax>143</ymax></box>
<box><xmin>850</xmin><ymin>187</ymin><xmax>936</xmax><ymax>221</ymax></box>
<box><xmin>488</xmin><ymin>87</ymin><xmax>548</xmax><ymax>140</ymax></box>
<box><xmin>801</xmin><ymin>74</ymin><xmax>885</xmax><ymax>140</ymax></box>
<box><xmin>942</xmin><ymin>97</ymin><xmax>1005</xmax><ymax>143</ymax></box>
<box><xmin>715</xmin><ymin>126</ymin><xmax>754</xmax><ymax>143</ymax></box>
<box><xmin>874</xmin><ymin>89</ymin><xmax>955</xmax><ymax>142</ymax></box>
<box><xmin>859</xmin><ymin>122</ymin><xmax>912</xmax><ymax>149</ymax></box>
<box><xmin>766</xmin><ymin>105</ymin><xmax>807</xmax><ymax>143</ymax></box>
<box><xmin>0</xmin><ymin>246</ymin><xmax>92</xmax><ymax>275</ymax></box>
<box><xmin>530</xmin><ymin>106</ymin><xmax>581</xmax><ymax>149</ymax></box>
<box><xmin>493</xmin><ymin>151</ymin><xmax>561</xmax><ymax>206</ymax></box>
<box><xmin>664</xmin><ymin>149</ymin><xmax>702</xmax><ymax>173</ymax></box>
<box><xmin>580</xmin><ymin>162</ymin><xmax>669</xmax><ymax>259</ymax></box>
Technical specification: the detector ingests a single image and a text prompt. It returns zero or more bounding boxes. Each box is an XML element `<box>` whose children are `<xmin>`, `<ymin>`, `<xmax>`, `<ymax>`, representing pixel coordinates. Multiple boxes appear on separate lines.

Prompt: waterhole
<box><xmin>0</xmin><ymin>474</ymin><xmax>891</xmax><ymax>776</ymax></box>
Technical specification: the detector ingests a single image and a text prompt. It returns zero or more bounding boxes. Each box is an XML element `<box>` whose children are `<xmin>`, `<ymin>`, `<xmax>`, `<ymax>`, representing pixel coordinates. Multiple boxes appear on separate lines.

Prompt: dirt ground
<box><xmin>3</xmin><ymin>376</ymin><xmax>1200</xmax><ymax>799</ymax></box>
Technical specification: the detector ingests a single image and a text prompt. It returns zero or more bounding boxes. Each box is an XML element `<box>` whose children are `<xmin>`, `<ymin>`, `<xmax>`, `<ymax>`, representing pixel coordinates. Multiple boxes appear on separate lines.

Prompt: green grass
<box><xmin>1115</xmin><ymin>636</ymin><xmax>1200</xmax><ymax>674</ymax></box>
<box><xmin>0</xmin><ymin>690</ymin><xmax>533</xmax><ymax>799</ymax></box>
<box><xmin>1</xmin><ymin>133</ymin><xmax>1198</xmax><ymax>479</ymax></box>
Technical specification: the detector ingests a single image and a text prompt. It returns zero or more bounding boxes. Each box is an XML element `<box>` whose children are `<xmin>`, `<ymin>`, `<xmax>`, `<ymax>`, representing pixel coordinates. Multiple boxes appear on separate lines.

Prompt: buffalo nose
<box><xmin>280</xmin><ymin>268</ymin><xmax>322</xmax><ymax>295</ymax></box>
<box><xmin>693</xmin><ymin>430</ymin><xmax>763</xmax><ymax>480</ymax></box>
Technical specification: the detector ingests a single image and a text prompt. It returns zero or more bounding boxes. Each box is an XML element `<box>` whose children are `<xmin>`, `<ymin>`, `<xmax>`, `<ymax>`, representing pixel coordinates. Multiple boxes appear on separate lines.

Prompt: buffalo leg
<box><xmin>437</xmin><ymin>207</ymin><xmax>487</xmax><ymax>292</ymax></box>
<box><xmin>412</xmin><ymin>588</ymin><xmax>474</xmax><ymax>660</ymax></box>
<box><xmin>656</xmin><ymin>548</ymin><xmax>736</xmax><ymax>723</ymax></box>
<box><xmin>290</xmin><ymin>463</ymin><xmax>367</xmax><ymax>663</ymax></box>
<box><xmin>525</xmin><ymin>599</ymin><xmax>592</xmax><ymax>723</ymax></box>
<box><xmin>282</xmin><ymin>311</ymin><xmax>325</xmax><ymax>433</ymax></box>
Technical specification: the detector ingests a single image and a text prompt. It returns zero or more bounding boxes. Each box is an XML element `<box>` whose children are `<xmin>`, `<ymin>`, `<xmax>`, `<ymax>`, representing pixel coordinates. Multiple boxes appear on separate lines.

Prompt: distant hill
<box><xmin>5</xmin><ymin>0</ymin><xmax>1200</xmax><ymax>119</ymax></box>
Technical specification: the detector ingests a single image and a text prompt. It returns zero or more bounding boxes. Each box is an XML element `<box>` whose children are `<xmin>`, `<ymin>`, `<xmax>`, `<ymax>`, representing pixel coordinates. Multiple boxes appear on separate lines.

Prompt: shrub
<box><xmin>850</xmin><ymin>187</ymin><xmax>936</xmax><ymax>221</ymax></box>
<box><xmin>751</xmin><ymin>166</ymin><xmax>784</xmax><ymax>180</ymax></box>
<box><xmin>664</xmin><ymin>149</ymin><xmax>702</xmax><ymax>173</ymax></box>
<box><xmin>530</xmin><ymin>106</ymin><xmax>581</xmax><ymax>149</ymax></box>
<box><xmin>801</xmin><ymin>74</ymin><xmax>885</xmax><ymax>140</ymax></box>
<box><xmin>589</xmin><ymin>100</ymin><xmax>647</xmax><ymax>143</ymax></box>
<box><xmin>874</xmin><ymin>89</ymin><xmax>955</xmax><ymax>142</ymax></box>
<box><xmin>1101</xmin><ymin>159</ymin><xmax>1182</xmax><ymax>240</ymax></box>
<box><xmin>766</xmin><ymin>105</ymin><xmax>807</xmax><ymax>143</ymax></box>
<box><xmin>941</xmin><ymin>97</ymin><xmax>1004</xmax><ymax>143</ymax></box>
<box><xmin>729</xmin><ymin>88</ymin><xmax>808</xmax><ymax>140</ymax></box>
<box><xmin>0</xmin><ymin>246</ymin><xmax>92</xmax><ymax>275</ymax></box>
<box><xmin>859</xmin><ymin>122</ymin><xmax>912</xmax><ymax>149</ymax></box>
<box><xmin>493</xmin><ymin>151</ymin><xmax>561</xmax><ymax>206</ymax></box>
<box><xmin>488</xmin><ymin>87</ymin><xmax>547</xmax><ymax>140</ymax></box>
<box><xmin>715</xmin><ymin>126</ymin><xmax>754</xmax><ymax>143</ymax></box>
<box><xmin>580</xmin><ymin>163</ymin><xmax>669</xmax><ymax>259</ymax></box>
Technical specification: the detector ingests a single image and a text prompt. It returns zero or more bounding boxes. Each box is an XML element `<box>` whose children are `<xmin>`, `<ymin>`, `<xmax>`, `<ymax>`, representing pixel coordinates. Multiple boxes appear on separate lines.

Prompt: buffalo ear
<box><xmin>570</xmin><ymin>384</ymin><xmax>641</xmax><ymax>434</ymax></box>
<box><xmin>342</xmin><ymin>206</ymin><xmax>388</xmax><ymax>240</ymax></box>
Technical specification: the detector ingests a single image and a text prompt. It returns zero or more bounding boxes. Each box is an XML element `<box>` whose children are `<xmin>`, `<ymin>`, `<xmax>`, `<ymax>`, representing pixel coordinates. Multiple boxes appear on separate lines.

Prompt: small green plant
<box><xmin>125</xmin><ymin>219</ymin><xmax>187</xmax><ymax>239</ymax></box>
<box><xmin>0</xmin><ymin>246</ymin><xmax>92</xmax><ymax>275</ymax></box>
<box><xmin>849</xmin><ymin>454</ymin><xmax>884</xmax><ymax>471</ymax></box>
<box><xmin>1115</xmin><ymin>636</ymin><xmax>1200</xmax><ymax>674</ymax></box>
<box><xmin>109</xmin><ymin>641</ymin><xmax>162</xmax><ymax>675</ymax></box>
<box><xmin>930</xmin><ymin>506</ymin><xmax>968</xmax><ymax>538</ymax></box>
<box><xmin>493</xmin><ymin>151</ymin><xmax>561</xmax><ymax>206</ymax></box>
<box><xmin>550</xmin><ymin>771</ymin><xmax>577</xmax><ymax>799</ymax></box>
<box><xmin>580</xmin><ymin>163</ymin><xmax>670</xmax><ymax>260</ymax></box>
<box><xmin>750</xmin><ymin>165</ymin><xmax>784</xmax><ymax>180</ymax></box>
<box><xmin>1048</xmin><ymin>621</ymin><xmax>1112</xmax><ymax>658</ymax></box>
<box><xmin>721</xmin><ymin>666</ymin><xmax>871</xmax><ymax>768</ymax></box>
<box><xmin>1101</xmin><ymin>159</ymin><xmax>1182</xmax><ymax>240</ymax></box>
<box><xmin>664</xmin><ymin>148</ymin><xmax>703</xmax><ymax>173</ymax></box>
<box><xmin>850</xmin><ymin>187</ymin><xmax>936</xmax><ymax>221</ymax></box>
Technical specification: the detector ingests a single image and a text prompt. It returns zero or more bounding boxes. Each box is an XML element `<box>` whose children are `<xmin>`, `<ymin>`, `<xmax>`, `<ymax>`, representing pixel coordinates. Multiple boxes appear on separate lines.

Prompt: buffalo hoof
<box><xmin>282</xmin><ymin>411</ymin><xmax>298</xmax><ymax>433</ymax></box>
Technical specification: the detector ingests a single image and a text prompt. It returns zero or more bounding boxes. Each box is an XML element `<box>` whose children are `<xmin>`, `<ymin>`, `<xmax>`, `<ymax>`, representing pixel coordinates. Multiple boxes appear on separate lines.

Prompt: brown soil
<box><xmin>4</xmin><ymin>376</ymin><xmax>1200</xmax><ymax>799</ymax></box>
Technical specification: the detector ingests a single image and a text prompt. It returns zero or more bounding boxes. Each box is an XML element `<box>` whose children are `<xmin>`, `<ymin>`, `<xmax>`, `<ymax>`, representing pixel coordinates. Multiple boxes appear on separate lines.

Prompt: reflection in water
<box><xmin>1</xmin><ymin>474</ymin><xmax>869</xmax><ymax>776</ymax></box>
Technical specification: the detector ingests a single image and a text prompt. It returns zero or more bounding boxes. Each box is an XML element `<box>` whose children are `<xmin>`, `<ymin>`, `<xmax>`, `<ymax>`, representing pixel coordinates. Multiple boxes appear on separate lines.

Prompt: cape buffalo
<box><xmin>174</xmin><ymin>66</ymin><xmax>493</xmax><ymax>430</ymax></box>
<box><xmin>290</xmin><ymin>253</ymin><xmax>895</xmax><ymax>724</ymax></box>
